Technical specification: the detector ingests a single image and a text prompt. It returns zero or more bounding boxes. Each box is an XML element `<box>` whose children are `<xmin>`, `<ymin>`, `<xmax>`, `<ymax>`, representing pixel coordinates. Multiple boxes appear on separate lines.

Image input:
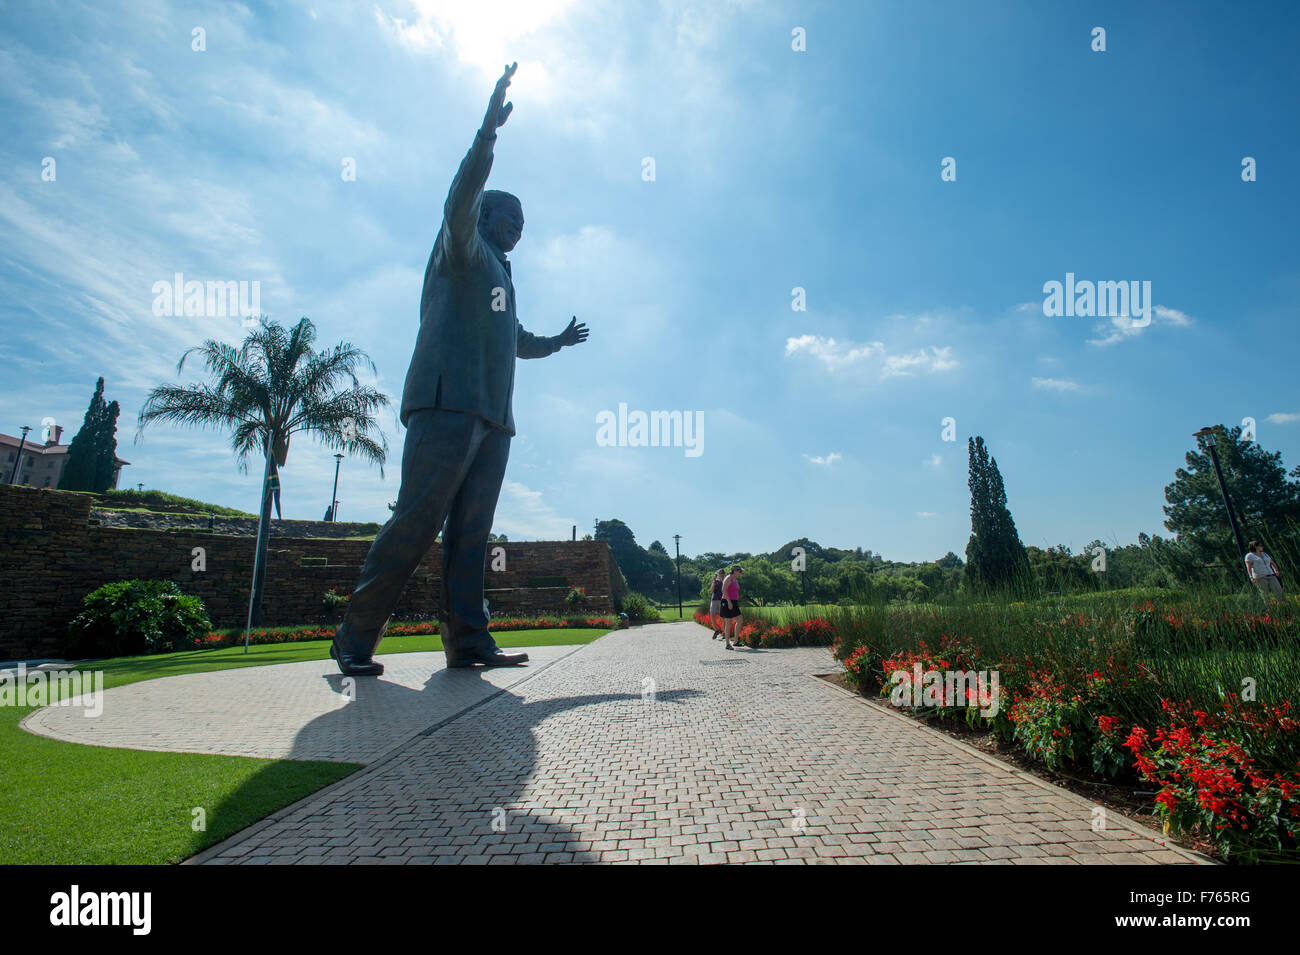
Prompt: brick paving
<box><xmin>22</xmin><ymin>646</ymin><xmax>584</xmax><ymax>762</ymax></box>
<box><xmin>168</xmin><ymin>623</ymin><xmax>1209</xmax><ymax>864</ymax></box>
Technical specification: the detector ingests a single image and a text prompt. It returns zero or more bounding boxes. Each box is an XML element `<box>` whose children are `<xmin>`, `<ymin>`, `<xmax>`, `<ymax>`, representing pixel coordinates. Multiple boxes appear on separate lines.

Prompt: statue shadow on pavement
<box><xmin>204</xmin><ymin>663</ymin><xmax>703</xmax><ymax>863</ymax></box>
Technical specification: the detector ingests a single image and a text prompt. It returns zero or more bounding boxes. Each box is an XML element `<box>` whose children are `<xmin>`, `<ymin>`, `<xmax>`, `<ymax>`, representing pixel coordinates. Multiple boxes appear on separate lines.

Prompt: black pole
<box><xmin>673</xmin><ymin>534</ymin><xmax>682</xmax><ymax>617</ymax></box>
<box><xmin>1206</xmin><ymin>442</ymin><xmax>1248</xmax><ymax>561</ymax></box>
<box><xmin>801</xmin><ymin>568</ymin><xmax>807</xmax><ymax>606</ymax></box>
<box><xmin>329</xmin><ymin>454</ymin><xmax>343</xmax><ymax>521</ymax></box>
<box><xmin>8</xmin><ymin>426</ymin><xmax>31</xmax><ymax>484</ymax></box>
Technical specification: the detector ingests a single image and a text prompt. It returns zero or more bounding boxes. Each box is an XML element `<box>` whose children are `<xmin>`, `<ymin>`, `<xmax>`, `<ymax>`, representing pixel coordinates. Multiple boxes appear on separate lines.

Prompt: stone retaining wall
<box><xmin>0</xmin><ymin>484</ymin><xmax>616</xmax><ymax>660</ymax></box>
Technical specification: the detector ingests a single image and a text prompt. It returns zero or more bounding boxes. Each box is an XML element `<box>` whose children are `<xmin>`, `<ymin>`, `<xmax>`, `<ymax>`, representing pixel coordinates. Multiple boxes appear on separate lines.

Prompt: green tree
<box><xmin>1164</xmin><ymin>425</ymin><xmax>1300</xmax><ymax>581</ymax></box>
<box><xmin>59</xmin><ymin>378</ymin><xmax>119</xmax><ymax>492</ymax></box>
<box><xmin>92</xmin><ymin>398</ymin><xmax>121</xmax><ymax>491</ymax></box>
<box><xmin>595</xmin><ymin>519</ymin><xmax>654</xmax><ymax>593</ymax></box>
<box><xmin>963</xmin><ymin>436</ymin><xmax>1029</xmax><ymax>592</ymax></box>
<box><xmin>1025</xmin><ymin>544</ymin><xmax>1095</xmax><ymax>594</ymax></box>
<box><xmin>137</xmin><ymin>317</ymin><xmax>389</xmax><ymax>625</ymax></box>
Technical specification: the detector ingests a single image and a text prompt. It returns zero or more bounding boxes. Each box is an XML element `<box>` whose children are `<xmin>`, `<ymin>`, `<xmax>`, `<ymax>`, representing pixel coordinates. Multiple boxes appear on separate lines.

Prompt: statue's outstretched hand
<box><xmin>481</xmin><ymin>62</ymin><xmax>517</xmax><ymax>134</ymax></box>
<box><xmin>558</xmin><ymin>317</ymin><xmax>589</xmax><ymax>347</ymax></box>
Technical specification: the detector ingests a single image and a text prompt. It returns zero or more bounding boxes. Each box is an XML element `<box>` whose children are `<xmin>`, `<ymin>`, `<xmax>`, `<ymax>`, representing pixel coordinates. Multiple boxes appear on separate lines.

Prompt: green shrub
<box><xmin>66</xmin><ymin>580</ymin><xmax>213</xmax><ymax>659</ymax></box>
<box><xmin>620</xmin><ymin>592</ymin><xmax>661</xmax><ymax>621</ymax></box>
<box><xmin>322</xmin><ymin>588</ymin><xmax>351</xmax><ymax>614</ymax></box>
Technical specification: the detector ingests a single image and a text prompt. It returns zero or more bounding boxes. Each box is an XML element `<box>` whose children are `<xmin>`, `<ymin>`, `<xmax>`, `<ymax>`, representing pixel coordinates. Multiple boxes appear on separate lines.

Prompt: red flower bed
<box><xmin>1124</xmin><ymin>699</ymin><xmax>1300</xmax><ymax>861</ymax></box>
<box><xmin>692</xmin><ymin>611</ymin><xmax>836</xmax><ymax>648</ymax></box>
<box><xmin>824</xmin><ymin>605</ymin><xmax>1300</xmax><ymax>861</ymax></box>
<box><xmin>203</xmin><ymin>615</ymin><xmax>615</xmax><ymax>650</ymax></box>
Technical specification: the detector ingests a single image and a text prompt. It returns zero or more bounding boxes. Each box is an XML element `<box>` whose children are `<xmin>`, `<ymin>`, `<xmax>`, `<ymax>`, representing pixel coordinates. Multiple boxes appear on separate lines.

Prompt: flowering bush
<box><xmin>565</xmin><ymin>586</ymin><xmax>587</xmax><ymax>608</ymax></box>
<box><xmin>203</xmin><ymin>614</ymin><xmax>616</xmax><ymax>650</ymax></box>
<box><xmin>732</xmin><ymin>616</ymin><xmax>837</xmax><ymax>648</ymax></box>
<box><xmin>842</xmin><ymin>643</ymin><xmax>883</xmax><ymax>690</ymax></box>
<box><xmin>1008</xmin><ymin>660</ymin><xmax>1155</xmax><ymax>775</ymax></box>
<box><xmin>1125</xmin><ymin>699</ymin><xmax>1300</xmax><ymax>861</ymax></box>
<box><xmin>805</xmin><ymin>597</ymin><xmax>1300</xmax><ymax>860</ymax></box>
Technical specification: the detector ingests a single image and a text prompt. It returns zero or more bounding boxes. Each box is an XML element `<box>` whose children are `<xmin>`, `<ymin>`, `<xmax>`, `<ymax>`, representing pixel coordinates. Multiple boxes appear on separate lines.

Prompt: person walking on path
<box><xmin>1246</xmin><ymin>540</ymin><xmax>1284</xmax><ymax>601</ymax></box>
<box><xmin>720</xmin><ymin>565</ymin><xmax>744</xmax><ymax>649</ymax></box>
<box><xmin>709</xmin><ymin>569</ymin><xmax>725</xmax><ymax>639</ymax></box>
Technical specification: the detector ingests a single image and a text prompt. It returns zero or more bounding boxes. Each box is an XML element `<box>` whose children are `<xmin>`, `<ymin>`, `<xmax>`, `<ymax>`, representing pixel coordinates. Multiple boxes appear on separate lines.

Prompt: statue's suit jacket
<box><xmin>400</xmin><ymin>129</ymin><xmax>559</xmax><ymax>436</ymax></box>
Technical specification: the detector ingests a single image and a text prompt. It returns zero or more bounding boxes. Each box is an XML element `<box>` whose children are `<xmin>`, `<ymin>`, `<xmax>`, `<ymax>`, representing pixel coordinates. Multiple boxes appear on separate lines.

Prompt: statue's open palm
<box><xmin>482</xmin><ymin>62</ymin><xmax>517</xmax><ymax>133</ymax></box>
<box><xmin>559</xmin><ymin>317</ymin><xmax>589</xmax><ymax>347</ymax></box>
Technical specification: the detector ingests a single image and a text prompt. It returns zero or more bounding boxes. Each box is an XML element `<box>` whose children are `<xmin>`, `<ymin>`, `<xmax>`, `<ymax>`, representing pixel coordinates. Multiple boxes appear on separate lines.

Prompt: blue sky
<box><xmin>1</xmin><ymin>0</ymin><xmax>1297</xmax><ymax>563</ymax></box>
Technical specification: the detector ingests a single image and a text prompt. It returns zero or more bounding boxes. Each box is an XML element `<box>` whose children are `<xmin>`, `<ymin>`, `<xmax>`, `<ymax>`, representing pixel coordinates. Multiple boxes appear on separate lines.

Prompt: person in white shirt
<box><xmin>1245</xmin><ymin>540</ymin><xmax>1283</xmax><ymax>600</ymax></box>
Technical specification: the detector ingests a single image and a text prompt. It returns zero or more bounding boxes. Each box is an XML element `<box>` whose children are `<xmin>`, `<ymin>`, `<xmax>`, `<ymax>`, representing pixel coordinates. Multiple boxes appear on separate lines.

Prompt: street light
<box><xmin>329</xmin><ymin>453</ymin><xmax>344</xmax><ymax>522</ymax></box>
<box><xmin>7</xmin><ymin>425</ymin><xmax>31</xmax><ymax>484</ymax></box>
<box><xmin>1193</xmin><ymin>427</ymin><xmax>1248</xmax><ymax>566</ymax></box>
<box><xmin>673</xmin><ymin>534</ymin><xmax>682</xmax><ymax>618</ymax></box>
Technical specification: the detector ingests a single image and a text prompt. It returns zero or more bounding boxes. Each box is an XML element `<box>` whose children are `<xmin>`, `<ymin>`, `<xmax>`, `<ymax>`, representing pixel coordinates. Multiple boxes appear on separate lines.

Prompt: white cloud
<box><xmin>925</xmin><ymin>453</ymin><xmax>943</xmax><ymax>469</ymax></box>
<box><xmin>803</xmin><ymin>452</ymin><xmax>842</xmax><ymax>467</ymax></box>
<box><xmin>374</xmin><ymin>0</ymin><xmax>577</xmax><ymax>75</ymax></box>
<box><xmin>1266</xmin><ymin>412</ymin><xmax>1300</xmax><ymax>425</ymax></box>
<box><xmin>916</xmin><ymin>511</ymin><xmax>938</xmax><ymax>518</ymax></box>
<box><xmin>1031</xmin><ymin>377</ymin><xmax>1081</xmax><ymax>393</ymax></box>
<box><xmin>784</xmin><ymin>335</ymin><xmax>883</xmax><ymax>371</ymax></box>
<box><xmin>882</xmin><ymin>346</ymin><xmax>958</xmax><ymax>378</ymax></box>
<box><xmin>785</xmin><ymin>336</ymin><xmax>957</xmax><ymax>379</ymax></box>
<box><xmin>492</xmin><ymin>478</ymin><xmax>574</xmax><ymax>540</ymax></box>
<box><xmin>1088</xmin><ymin>304</ymin><xmax>1194</xmax><ymax>346</ymax></box>
<box><xmin>370</xmin><ymin>0</ymin><xmax>608</xmax><ymax>123</ymax></box>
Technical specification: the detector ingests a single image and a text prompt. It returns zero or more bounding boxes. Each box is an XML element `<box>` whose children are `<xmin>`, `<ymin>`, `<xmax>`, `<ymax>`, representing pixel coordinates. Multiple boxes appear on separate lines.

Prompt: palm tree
<box><xmin>138</xmin><ymin>317</ymin><xmax>389</xmax><ymax>632</ymax></box>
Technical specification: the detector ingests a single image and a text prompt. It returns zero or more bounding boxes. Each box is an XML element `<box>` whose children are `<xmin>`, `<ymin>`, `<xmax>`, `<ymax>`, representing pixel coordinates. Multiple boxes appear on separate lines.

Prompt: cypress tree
<box><xmin>92</xmin><ymin>399</ymin><xmax>121</xmax><ymax>491</ymax></box>
<box><xmin>963</xmin><ymin>436</ymin><xmax>1028</xmax><ymax>591</ymax></box>
<box><xmin>58</xmin><ymin>378</ymin><xmax>107</xmax><ymax>492</ymax></box>
<box><xmin>963</xmin><ymin>437</ymin><xmax>992</xmax><ymax>589</ymax></box>
<box><xmin>986</xmin><ymin>452</ymin><xmax>1029</xmax><ymax>585</ymax></box>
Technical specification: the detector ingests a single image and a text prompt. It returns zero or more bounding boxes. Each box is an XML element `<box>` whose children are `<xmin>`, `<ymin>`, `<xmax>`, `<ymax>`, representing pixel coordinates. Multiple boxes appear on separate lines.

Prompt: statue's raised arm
<box><xmin>442</xmin><ymin>63</ymin><xmax>518</xmax><ymax>260</ymax></box>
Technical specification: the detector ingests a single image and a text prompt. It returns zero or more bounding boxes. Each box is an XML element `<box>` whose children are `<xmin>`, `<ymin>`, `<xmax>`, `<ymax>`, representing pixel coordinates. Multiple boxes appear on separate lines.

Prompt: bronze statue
<box><xmin>331</xmin><ymin>63</ymin><xmax>588</xmax><ymax>675</ymax></box>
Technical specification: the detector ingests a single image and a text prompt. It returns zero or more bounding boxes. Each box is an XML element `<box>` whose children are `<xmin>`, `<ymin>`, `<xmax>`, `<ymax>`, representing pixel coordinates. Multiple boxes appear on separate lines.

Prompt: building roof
<box><xmin>0</xmin><ymin>433</ymin><xmax>129</xmax><ymax>466</ymax></box>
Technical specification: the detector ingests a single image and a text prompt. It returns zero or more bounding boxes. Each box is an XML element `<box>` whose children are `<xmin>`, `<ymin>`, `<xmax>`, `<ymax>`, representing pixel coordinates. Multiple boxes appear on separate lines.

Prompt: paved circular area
<box><xmin>133</xmin><ymin>623</ymin><xmax>1205</xmax><ymax>865</ymax></box>
<box><xmin>21</xmin><ymin>646</ymin><xmax>583</xmax><ymax>762</ymax></box>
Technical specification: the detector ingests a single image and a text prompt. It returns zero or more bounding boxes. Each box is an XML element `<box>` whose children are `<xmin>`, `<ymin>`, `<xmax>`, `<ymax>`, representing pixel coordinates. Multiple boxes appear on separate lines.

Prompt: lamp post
<box><xmin>673</xmin><ymin>534</ymin><xmax>682</xmax><ymax>617</ymax></box>
<box><xmin>1193</xmin><ymin>427</ymin><xmax>1248</xmax><ymax>565</ymax></box>
<box><xmin>329</xmin><ymin>453</ymin><xmax>344</xmax><ymax>522</ymax></box>
<box><xmin>7</xmin><ymin>425</ymin><xmax>31</xmax><ymax>484</ymax></box>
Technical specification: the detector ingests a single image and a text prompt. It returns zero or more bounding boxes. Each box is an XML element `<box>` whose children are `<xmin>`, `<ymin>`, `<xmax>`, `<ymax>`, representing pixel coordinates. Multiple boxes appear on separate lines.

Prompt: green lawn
<box><xmin>650</xmin><ymin>604</ymin><xmax>707</xmax><ymax>621</ymax></box>
<box><xmin>0</xmin><ymin>627</ymin><xmax>608</xmax><ymax>864</ymax></box>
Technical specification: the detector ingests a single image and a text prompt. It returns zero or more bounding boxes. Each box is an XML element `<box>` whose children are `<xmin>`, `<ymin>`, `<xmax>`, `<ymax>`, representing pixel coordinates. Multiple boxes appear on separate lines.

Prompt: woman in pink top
<box><xmin>719</xmin><ymin>565</ymin><xmax>744</xmax><ymax>649</ymax></box>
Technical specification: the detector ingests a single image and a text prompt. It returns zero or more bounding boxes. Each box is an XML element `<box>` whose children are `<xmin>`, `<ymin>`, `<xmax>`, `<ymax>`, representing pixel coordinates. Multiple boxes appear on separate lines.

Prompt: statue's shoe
<box><xmin>445</xmin><ymin>647</ymin><xmax>529</xmax><ymax>668</ymax></box>
<box><xmin>330</xmin><ymin>641</ymin><xmax>384</xmax><ymax>676</ymax></box>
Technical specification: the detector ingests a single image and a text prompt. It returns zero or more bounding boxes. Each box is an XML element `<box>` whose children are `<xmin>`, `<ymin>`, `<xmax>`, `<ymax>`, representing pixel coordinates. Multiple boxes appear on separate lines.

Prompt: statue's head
<box><xmin>479</xmin><ymin>190</ymin><xmax>524</xmax><ymax>252</ymax></box>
